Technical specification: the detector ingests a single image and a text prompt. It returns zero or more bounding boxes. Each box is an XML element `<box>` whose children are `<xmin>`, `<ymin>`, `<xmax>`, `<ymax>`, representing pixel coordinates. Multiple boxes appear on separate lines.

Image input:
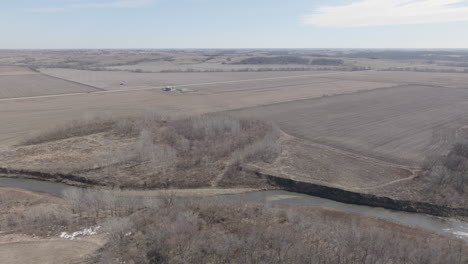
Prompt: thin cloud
<box><xmin>303</xmin><ymin>0</ymin><xmax>468</xmax><ymax>27</ymax></box>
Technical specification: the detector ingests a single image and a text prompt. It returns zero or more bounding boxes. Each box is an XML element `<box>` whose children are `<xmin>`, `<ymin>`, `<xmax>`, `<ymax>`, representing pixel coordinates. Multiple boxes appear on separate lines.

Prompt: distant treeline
<box><xmin>441</xmin><ymin>62</ymin><xmax>468</xmax><ymax>67</ymax></box>
<box><xmin>235</xmin><ymin>56</ymin><xmax>344</xmax><ymax>66</ymax></box>
<box><xmin>381</xmin><ymin>67</ymin><xmax>468</xmax><ymax>73</ymax></box>
<box><xmin>236</xmin><ymin>56</ymin><xmax>310</xmax><ymax>65</ymax></box>
<box><xmin>160</xmin><ymin>66</ymin><xmax>367</xmax><ymax>73</ymax></box>
<box><xmin>311</xmin><ymin>58</ymin><xmax>344</xmax><ymax>66</ymax></box>
<box><xmin>344</xmin><ymin>50</ymin><xmax>468</xmax><ymax>62</ymax></box>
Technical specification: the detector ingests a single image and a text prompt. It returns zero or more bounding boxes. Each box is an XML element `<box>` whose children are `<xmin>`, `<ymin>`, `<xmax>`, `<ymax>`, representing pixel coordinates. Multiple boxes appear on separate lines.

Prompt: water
<box><xmin>1</xmin><ymin>177</ymin><xmax>468</xmax><ymax>241</ymax></box>
<box><xmin>0</xmin><ymin>177</ymin><xmax>73</xmax><ymax>195</ymax></box>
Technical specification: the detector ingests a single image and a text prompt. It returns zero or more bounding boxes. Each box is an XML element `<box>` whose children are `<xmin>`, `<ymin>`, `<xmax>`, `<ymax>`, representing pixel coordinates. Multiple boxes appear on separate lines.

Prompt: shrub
<box><xmin>17</xmin><ymin>113</ymin><xmax>280</xmax><ymax>188</ymax></box>
<box><xmin>423</xmin><ymin>142</ymin><xmax>468</xmax><ymax>207</ymax></box>
<box><xmin>96</xmin><ymin>200</ymin><xmax>468</xmax><ymax>264</ymax></box>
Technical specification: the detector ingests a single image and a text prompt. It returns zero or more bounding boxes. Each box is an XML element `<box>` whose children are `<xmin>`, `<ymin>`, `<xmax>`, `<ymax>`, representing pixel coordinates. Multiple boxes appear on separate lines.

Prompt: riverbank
<box><xmin>2</xmin><ymin>163</ymin><xmax>468</xmax><ymax>219</ymax></box>
<box><xmin>0</xmin><ymin>174</ymin><xmax>263</xmax><ymax>197</ymax></box>
<box><xmin>244</xmin><ymin>166</ymin><xmax>468</xmax><ymax>218</ymax></box>
<box><xmin>2</xmin><ymin>176</ymin><xmax>468</xmax><ymax>242</ymax></box>
<box><xmin>1</xmin><ymin>185</ymin><xmax>466</xmax><ymax>264</ymax></box>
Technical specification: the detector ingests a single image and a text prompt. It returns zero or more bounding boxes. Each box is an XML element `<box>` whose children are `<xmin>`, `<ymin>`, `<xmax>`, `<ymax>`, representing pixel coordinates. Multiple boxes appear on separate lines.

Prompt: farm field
<box><xmin>39</xmin><ymin>68</ymin><xmax>338</xmax><ymax>90</ymax></box>
<box><xmin>329</xmin><ymin>70</ymin><xmax>468</xmax><ymax>89</ymax></box>
<box><xmin>234</xmin><ymin>85</ymin><xmax>468</xmax><ymax>166</ymax></box>
<box><xmin>0</xmin><ymin>66</ymin><xmax>37</xmax><ymax>76</ymax></box>
<box><xmin>0</xmin><ymin>66</ymin><xmax>99</xmax><ymax>99</ymax></box>
<box><xmin>0</xmin><ymin>71</ymin><xmax>394</xmax><ymax>147</ymax></box>
<box><xmin>40</xmin><ymin>67</ymin><xmax>468</xmax><ymax>92</ymax></box>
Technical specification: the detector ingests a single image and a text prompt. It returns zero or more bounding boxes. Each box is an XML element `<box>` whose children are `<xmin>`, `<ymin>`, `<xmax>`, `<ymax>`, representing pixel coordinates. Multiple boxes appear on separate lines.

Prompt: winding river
<box><xmin>1</xmin><ymin>177</ymin><xmax>468</xmax><ymax>241</ymax></box>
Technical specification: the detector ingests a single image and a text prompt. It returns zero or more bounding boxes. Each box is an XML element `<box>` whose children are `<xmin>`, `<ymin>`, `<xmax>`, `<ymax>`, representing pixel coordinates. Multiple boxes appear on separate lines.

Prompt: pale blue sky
<box><xmin>2</xmin><ymin>0</ymin><xmax>468</xmax><ymax>49</ymax></box>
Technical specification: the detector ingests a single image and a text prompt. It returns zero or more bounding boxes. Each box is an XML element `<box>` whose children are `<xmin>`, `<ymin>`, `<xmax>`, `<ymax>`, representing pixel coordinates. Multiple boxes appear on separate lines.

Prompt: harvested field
<box><xmin>330</xmin><ymin>70</ymin><xmax>468</xmax><ymax>89</ymax></box>
<box><xmin>39</xmin><ymin>68</ymin><xmax>338</xmax><ymax>90</ymax></box>
<box><xmin>0</xmin><ymin>67</ymin><xmax>99</xmax><ymax>99</ymax></box>
<box><xmin>0</xmin><ymin>71</ymin><xmax>394</xmax><ymax>147</ymax></box>
<box><xmin>234</xmin><ymin>85</ymin><xmax>468</xmax><ymax>165</ymax></box>
<box><xmin>0</xmin><ymin>66</ymin><xmax>37</xmax><ymax>76</ymax></box>
<box><xmin>184</xmin><ymin>75</ymin><xmax>393</xmax><ymax>97</ymax></box>
<box><xmin>40</xmin><ymin>68</ymin><xmax>468</xmax><ymax>91</ymax></box>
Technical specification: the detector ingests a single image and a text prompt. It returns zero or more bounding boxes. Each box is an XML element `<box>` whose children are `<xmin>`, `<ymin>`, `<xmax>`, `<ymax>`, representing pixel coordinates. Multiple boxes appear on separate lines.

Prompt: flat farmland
<box><xmin>0</xmin><ymin>67</ymin><xmax>99</xmax><ymax>99</ymax></box>
<box><xmin>0</xmin><ymin>66</ymin><xmax>37</xmax><ymax>76</ymax></box>
<box><xmin>329</xmin><ymin>71</ymin><xmax>468</xmax><ymax>89</ymax></box>
<box><xmin>181</xmin><ymin>75</ymin><xmax>394</xmax><ymax>97</ymax></box>
<box><xmin>39</xmin><ymin>68</ymin><xmax>342</xmax><ymax>90</ymax></box>
<box><xmin>0</xmin><ymin>72</ymin><xmax>394</xmax><ymax>147</ymax></box>
<box><xmin>234</xmin><ymin>85</ymin><xmax>468</xmax><ymax>165</ymax></box>
<box><xmin>40</xmin><ymin>68</ymin><xmax>468</xmax><ymax>91</ymax></box>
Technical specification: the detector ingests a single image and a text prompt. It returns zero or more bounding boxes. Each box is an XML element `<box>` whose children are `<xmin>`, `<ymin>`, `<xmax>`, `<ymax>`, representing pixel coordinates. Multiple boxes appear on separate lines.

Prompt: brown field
<box><xmin>0</xmin><ymin>67</ymin><xmax>99</xmax><ymax>99</ymax></box>
<box><xmin>0</xmin><ymin>66</ymin><xmax>37</xmax><ymax>76</ymax></box>
<box><xmin>329</xmin><ymin>70</ymin><xmax>468</xmax><ymax>89</ymax></box>
<box><xmin>0</xmin><ymin>71</ymin><xmax>394</xmax><ymax>147</ymax></box>
<box><xmin>39</xmin><ymin>68</ymin><xmax>339</xmax><ymax>90</ymax></box>
<box><xmin>234</xmin><ymin>85</ymin><xmax>468</xmax><ymax>166</ymax></box>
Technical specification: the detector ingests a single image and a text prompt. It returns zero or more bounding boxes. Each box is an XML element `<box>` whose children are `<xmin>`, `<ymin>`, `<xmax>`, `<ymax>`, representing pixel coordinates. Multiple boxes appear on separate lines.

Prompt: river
<box><xmin>1</xmin><ymin>176</ymin><xmax>467</xmax><ymax>241</ymax></box>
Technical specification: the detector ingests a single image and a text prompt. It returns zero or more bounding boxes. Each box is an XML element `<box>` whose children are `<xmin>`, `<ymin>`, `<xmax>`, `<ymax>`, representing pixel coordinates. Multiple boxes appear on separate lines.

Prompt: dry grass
<box><xmin>0</xmin><ymin>187</ymin><xmax>67</xmax><ymax>235</ymax></box>
<box><xmin>246</xmin><ymin>134</ymin><xmax>414</xmax><ymax>191</ymax></box>
<box><xmin>0</xmin><ymin>235</ymin><xmax>105</xmax><ymax>264</ymax></box>
<box><xmin>0</xmin><ymin>187</ymin><xmax>106</xmax><ymax>264</ymax></box>
<box><xmin>3</xmin><ymin>113</ymin><xmax>280</xmax><ymax>188</ymax></box>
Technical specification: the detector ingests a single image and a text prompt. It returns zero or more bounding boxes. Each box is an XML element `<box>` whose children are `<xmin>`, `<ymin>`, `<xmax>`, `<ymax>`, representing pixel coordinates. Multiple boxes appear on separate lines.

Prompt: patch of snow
<box><xmin>452</xmin><ymin>231</ymin><xmax>468</xmax><ymax>238</ymax></box>
<box><xmin>60</xmin><ymin>226</ymin><xmax>100</xmax><ymax>240</ymax></box>
<box><xmin>444</xmin><ymin>228</ymin><xmax>468</xmax><ymax>239</ymax></box>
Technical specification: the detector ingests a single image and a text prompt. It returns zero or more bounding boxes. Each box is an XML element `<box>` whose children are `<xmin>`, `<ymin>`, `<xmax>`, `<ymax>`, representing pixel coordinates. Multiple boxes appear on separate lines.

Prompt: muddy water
<box><xmin>1</xmin><ymin>177</ymin><xmax>468</xmax><ymax>241</ymax></box>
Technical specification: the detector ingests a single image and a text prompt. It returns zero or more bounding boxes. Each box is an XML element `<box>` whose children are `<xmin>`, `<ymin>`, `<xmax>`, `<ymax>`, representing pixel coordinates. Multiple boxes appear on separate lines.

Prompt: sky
<box><xmin>2</xmin><ymin>0</ymin><xmax>468</xmax><ymax>49</ymax></box>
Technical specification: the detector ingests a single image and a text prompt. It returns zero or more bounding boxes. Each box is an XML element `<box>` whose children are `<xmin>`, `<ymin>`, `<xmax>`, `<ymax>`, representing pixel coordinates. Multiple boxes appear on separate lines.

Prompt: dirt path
<box><xmin>248</xmin><ymin>133</ymin><xmax>421</xmax><ymax>192</ymax></box>
<box><xmin>356</xmin><ymin>170</ymin><xmax>419</xmax><ymax>191</ymax></box>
